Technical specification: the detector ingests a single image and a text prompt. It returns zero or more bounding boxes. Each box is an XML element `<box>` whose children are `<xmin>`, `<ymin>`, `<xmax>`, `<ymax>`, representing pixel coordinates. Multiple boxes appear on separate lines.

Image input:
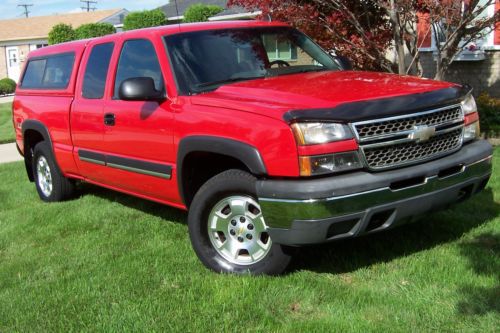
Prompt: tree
<box><xmin>183</xmin><ymin>4</ymin><xmax>224</xmax><ymax>23</ymax></box>
<box><xmin>123</xmin><ymin>9</ymin><xmax>167</xmax><ymax>31</ymax></box>
<box><xmin>75</xmin><ymin>23</ymin><xmax>116</xmax><ymax>40</ymax></box>
<box><xmin>228</xmin><ymin>0</ymin><xmax>394</xmax><ymax>71</ymax></box>
<box><xmin>48</xmin><ymin>23</ymin><xmax>77</xmax><ymax>45</ymax></box>
<box><xmin>229</xmin><ymin>0</ymin><xmax>499</xmax><ymax>79</ymax></box>
<box><xmin>418</xmin><ymin>0</ymin><xmax>499</xmax><ymax>80</ymax></box>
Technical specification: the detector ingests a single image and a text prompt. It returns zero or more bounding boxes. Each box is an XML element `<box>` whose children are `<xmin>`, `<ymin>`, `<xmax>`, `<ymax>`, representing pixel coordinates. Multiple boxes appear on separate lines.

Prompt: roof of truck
<box><xmin>27</xmin><ymin>20</ymin><xmax>290</xmax><ymax>58</ymax></box>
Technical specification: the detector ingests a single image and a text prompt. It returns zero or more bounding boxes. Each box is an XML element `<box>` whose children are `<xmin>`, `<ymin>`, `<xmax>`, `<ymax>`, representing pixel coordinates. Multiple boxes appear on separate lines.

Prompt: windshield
<box><xmin>164</xmin><ymin>27</ymin><xmax>342</xmax><ymax>95</ymax></box>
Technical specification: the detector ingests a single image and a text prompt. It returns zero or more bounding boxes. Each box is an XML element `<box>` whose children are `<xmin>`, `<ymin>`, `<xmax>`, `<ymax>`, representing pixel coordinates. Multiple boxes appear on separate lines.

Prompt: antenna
<box><xmin>18</xmin><ymin>3</ymin><xmax>33</xmax><ymax>18</ymax></box>
<box><xmin>174</xmin><ymin>0</ymin><xmax>181</xmax><ymax>31</ymax></box>
<box><xmin>80</xmin><ymin>0</ymin><xmax>97</xmax><ymax>12</ymax></box>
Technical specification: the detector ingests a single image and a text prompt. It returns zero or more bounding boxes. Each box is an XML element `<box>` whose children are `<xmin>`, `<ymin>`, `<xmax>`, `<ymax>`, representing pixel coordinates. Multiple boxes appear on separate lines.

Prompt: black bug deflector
<box><xmin>283</xmin><ymin>85</ymin><xmax>471</xmax><ymax>123</ymax></box>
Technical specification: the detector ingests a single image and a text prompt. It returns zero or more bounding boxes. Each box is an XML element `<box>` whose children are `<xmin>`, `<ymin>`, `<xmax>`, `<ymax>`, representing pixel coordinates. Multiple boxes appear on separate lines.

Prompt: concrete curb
<box><xmin>0</xmin><ymin>143</ymin><xmax>23</xmax><ymax>164</ymax></box>
<box><xmin>0</xmin><ymin>95</ymin><xmax>14</xmax><ymax>103</ymax></box>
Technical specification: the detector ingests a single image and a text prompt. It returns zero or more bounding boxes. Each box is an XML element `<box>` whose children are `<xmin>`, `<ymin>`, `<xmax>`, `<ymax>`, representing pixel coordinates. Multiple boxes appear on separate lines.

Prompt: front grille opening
<box><xmin>457</xmin><ymin>184</ymin><xmax>474</xmax><ymax>203</ymax></box>
<box><xmin>438</xmin><ymin>164</ymin><xmax>464</xmax><ymax>179</ymax></box>
<box><xmin>353</xmin><ymin>106</ymin><xmax>464</xmax><ymax>170</ymax></box>
<box><xmin>365</xmin><ymin>209</ymin><xmax>395</xmax><ymax>232</ymax></box>
<box><xmin>355</xmin><ymin>106</ymin><xmax>462</xmax><ymax>139</ymax></box>
<box><xmin>390</xmin><ymin>176</ymin><xmax>426</xmax><ymax>191</ymax></box>
<box><xmin>363</xmin><ymin>128</ymin><xmax>462</xmax><ymax>170</ymax></box>
<box><xmin>326</xmin><ymin>218</ymin><xmax>359</xmax><ymax>238</ymax></box>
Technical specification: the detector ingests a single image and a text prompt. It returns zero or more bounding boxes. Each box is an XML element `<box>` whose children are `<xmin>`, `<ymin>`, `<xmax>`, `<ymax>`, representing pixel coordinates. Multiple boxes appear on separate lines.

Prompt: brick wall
<box><xmin>420</xmin><ymin>50</ymin><xmax>500</xmax><ymax>98</ymax></box>
<box><xmin>294</xmin><ymin>49</ymin><xmax>316</xmax><ymax>66</ymax></box>
<box><xmin>0</xmin><ymin>46</ymin><xmax>7</xmax><ymax>79</ymax></box>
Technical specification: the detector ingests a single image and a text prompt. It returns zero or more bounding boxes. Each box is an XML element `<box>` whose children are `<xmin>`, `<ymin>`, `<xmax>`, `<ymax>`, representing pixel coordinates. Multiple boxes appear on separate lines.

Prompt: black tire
<box><xmin>188</xmin><ymin>169</ymin><xmax>292</xmax><ymax>275</ymax></box>
<box><xmin>32</xmin><ymin>141</ymin><xmax>75</xmax><ymax>202</ymax></box>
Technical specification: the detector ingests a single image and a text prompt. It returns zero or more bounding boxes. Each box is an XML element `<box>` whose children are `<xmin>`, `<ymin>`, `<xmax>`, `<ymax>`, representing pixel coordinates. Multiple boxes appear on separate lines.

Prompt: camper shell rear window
<box><xmin>20</xmin><ymin>52</ymin><xmax>75</xmax><ymax>90</ymax></box>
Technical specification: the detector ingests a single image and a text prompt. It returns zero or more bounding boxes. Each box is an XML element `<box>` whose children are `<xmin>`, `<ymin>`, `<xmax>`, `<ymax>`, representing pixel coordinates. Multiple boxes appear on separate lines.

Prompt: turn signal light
<box><xmin>299</xmin><ymin>151</ymin><xmax>362</xmax><ymax>176</ymax></box>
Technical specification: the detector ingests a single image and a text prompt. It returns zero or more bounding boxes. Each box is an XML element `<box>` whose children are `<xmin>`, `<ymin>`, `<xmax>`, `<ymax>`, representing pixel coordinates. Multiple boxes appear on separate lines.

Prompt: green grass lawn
<box><xmin>0</xmin><ymin>102</ymin><xmax>15</xmax><ymax>144</ymax></box>
<box><xmin>0</xmin><ymin>149</ymin><xmax>498</xmax><ymax>332</ymax></box>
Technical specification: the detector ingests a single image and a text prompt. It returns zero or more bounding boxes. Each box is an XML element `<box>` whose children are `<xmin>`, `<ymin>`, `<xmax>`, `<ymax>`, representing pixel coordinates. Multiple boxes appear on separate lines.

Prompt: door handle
<box><xmin>104</xmin><ymin>113</ymin><xmax>115</xmax><ymax>126</ymax></box>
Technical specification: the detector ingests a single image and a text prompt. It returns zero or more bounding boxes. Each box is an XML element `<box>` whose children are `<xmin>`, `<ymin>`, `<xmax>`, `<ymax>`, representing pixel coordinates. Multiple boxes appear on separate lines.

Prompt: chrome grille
<box><xmin>363</xmin><ymin>128</ymin><xmax>463</xmax><ymax>169</ymax></box>
<box><xmin>352</xmin><ymin>105</ymin><xmax>464</xmax><ymax>170</ymax></box>
<box><xmin>356</xmin><ymin>106</ymin><xmax>462</xmax><ymax>141</ymax></box>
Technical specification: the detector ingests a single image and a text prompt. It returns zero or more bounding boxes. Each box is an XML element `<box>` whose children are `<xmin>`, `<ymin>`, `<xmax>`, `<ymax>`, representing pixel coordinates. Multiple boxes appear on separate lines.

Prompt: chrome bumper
<box><xmin>257</xmin><ymin>140</ymin><xmax>493</xmax><ymax>246</ymax></box>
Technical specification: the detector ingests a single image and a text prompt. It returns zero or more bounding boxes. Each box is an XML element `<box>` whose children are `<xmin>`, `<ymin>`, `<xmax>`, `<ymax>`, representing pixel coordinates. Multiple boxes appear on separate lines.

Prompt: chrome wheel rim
<box><xmin>36</xmin><ymin>156</ymin><xmax>53</xmax><ymax>197</ymax></box>
<box><xmin>207</xmin><ymin>195</ymin><xmax>272</xmax><ymax>265</ymax></box>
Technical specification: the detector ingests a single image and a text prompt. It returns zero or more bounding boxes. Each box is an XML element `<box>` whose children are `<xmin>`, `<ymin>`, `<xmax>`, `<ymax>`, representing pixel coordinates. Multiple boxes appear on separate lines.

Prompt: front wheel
<box><xmin>188</xmin><ymin>170</ymin><xmax>291</xmax><ymax>275</ymax></box>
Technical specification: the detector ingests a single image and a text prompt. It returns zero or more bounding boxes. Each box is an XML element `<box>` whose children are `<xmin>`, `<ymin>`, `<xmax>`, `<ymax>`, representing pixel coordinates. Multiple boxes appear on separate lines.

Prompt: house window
<box><xmin>262</xmin><ymin>34</ymin><xmax>298</xmax><ymax>61</ymax></box>
<box><xmin>29</xmin><ymin>44</ymin><xmax>48</xmax><ymax>52</ymax></box>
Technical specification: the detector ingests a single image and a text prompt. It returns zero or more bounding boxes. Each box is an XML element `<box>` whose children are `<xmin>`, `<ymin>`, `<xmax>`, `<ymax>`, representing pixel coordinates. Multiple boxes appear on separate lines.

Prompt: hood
<box><xmin>190</xmin><ymin>71</ymin><xmax>466</xmax><ymax>122</ymax></box>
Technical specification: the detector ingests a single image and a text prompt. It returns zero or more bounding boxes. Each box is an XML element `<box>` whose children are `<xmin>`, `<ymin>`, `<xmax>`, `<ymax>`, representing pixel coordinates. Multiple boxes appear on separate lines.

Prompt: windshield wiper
<box><xmin>284</xmin><ymin>66</ymin><xmax>329</xmax><ymax>75</ymax></box>
<box><xmin>191</xmin><ymin>75</ymin><xmax>266</xmax><ymax>93</ymax></box>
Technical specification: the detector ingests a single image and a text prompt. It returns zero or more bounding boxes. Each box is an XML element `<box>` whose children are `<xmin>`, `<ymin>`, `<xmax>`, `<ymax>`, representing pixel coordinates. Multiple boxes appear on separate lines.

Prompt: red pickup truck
<box><xmin>13</xmin><ymin>20</ymin><xmax>493</xmax><ymax>275</ymax></box>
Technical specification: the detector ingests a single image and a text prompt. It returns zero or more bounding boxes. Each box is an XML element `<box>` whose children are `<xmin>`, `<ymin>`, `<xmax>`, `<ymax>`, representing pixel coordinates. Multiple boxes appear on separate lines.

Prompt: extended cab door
<box><xmin>98</xmin><ymin>37</ymin><xmax>177</xmax><ymax>202</ymax></box>
<box><xmin>71</xmin><ymin>38</ymin><xmax>115</xmax><ymax>181</ymax></box>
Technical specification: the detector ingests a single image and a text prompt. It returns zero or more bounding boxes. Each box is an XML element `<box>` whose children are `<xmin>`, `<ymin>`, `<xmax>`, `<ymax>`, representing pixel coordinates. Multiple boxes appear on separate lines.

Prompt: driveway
<box><xmin>0</xmin><ymin>143</ymin><xmax>23</xmax><ymax>164</ymax></box>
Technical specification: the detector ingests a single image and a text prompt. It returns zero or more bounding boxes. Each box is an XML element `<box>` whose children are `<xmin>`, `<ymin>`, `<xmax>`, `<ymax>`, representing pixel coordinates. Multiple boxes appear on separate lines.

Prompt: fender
<box><xmin>177</xmin><ymin>136</ymin><xmax>267</xmax><ymax>205</ymax></box>
<box><xmin>21</xmin><ymin>120</ymin><xmax>54</xmax><ymax>181</ymax></box>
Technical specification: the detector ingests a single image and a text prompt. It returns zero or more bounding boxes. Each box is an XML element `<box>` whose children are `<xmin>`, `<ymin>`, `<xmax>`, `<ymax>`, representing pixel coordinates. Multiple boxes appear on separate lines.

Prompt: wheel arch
<box><xmin>177</xmin><ymin>136</ymin><xmax>267</xmax><ymax>208</ymax></box>
<box><xmin>21</xmin><ymin>120</ymin><xmax>53</xmax><ymax>182</ymax></box>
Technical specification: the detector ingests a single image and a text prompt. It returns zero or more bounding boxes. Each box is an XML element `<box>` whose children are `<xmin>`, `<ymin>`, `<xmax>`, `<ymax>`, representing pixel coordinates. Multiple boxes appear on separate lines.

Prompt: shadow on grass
<box><xmin>458</xmin><ymin>232</ymin><xmax>499</xmax><ymax>315</ymax></box>
<box><xmin>288</xmin><ymin>188</ymin><xmax>499</xmax><ymax>275</ymax></box>
<box><xmin>76</xmin><ymin>182</ymin><xmax>498</xmax><ymax>286</ymax></box>
<box><xmin>77</xmin><ymin>183</ymin><xmax>187</xmax><ymax>224</ymax></box>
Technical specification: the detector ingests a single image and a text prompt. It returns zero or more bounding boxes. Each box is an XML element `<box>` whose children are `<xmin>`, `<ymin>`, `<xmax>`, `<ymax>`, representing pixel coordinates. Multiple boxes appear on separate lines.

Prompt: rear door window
<box><xmin>20</xmin><ymin>53</ymin><xmax>75</xmax><ymax>89</ymax></box>
<box><xmin>82</xmin><ymin>43</ymin><xmax>114</xmax><ymax>99</ymax></box>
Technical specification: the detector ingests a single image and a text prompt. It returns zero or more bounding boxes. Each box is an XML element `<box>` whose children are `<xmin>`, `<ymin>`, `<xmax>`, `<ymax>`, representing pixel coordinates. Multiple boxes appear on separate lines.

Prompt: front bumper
<box><xmin>257</xmin><ymin>140</ymin><xmax>493</xmax><ymax>246</ymax></box>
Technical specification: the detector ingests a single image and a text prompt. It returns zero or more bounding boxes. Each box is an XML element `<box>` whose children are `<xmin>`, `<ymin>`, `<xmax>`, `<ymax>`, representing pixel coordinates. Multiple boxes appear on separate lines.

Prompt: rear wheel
<box><xmin>188</xmin><ymin>169</ymin><xmax>291</xmax><ymax>275</ymax></box>
<box><xmin>32</xmin><ymin>142</ymin><xmax>75</xmax><ymax>202</ymax></box>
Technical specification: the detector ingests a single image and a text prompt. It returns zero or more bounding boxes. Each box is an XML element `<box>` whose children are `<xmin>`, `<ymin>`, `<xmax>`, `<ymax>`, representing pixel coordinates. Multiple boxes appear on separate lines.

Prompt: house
<box><xmin>416</xmin><ymin>0</ymin><xmax>499</xmax><ymax>97</ymax></box>
<box><xmin>0</xmin><ymin>9</ymin><xmax>128</xmax><ymax>82</ymax></box>
<box><xmin>159</xmin><ymin>0</ymin><xmax>261</xmax><ymax>22</ymax></box>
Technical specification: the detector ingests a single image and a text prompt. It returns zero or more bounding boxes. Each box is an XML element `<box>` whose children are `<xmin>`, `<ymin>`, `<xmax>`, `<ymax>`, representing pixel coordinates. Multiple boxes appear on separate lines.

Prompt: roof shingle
<box><xmin>0</xmin><ymin>9</ymin><xmax>124</xmax><ymax>42</ymax></box>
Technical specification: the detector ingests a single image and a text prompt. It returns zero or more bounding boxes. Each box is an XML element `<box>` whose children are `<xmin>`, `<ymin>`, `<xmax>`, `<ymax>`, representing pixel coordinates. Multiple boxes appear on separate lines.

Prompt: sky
<box><xmin>0</xmin><ymin>0</ymin><xmax>168</xmax><ymax>20</ymax></box>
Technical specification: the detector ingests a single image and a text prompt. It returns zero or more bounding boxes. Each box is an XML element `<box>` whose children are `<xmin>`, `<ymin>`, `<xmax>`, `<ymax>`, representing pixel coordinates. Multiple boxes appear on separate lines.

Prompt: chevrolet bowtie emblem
<box><xmin>409</xmin><ymin>125</ymin><xmax>436</xmax><ymax>143</ymax></box>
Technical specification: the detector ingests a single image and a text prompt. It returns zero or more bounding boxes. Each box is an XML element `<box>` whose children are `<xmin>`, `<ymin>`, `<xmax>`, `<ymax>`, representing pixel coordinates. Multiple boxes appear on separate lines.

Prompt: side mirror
<box><xmin>118</xmin><ymin>77</ymin><xmax>165</xmax><ymax>102</ymax></box>
<box><xmin>335</xmin><ymin>56</ymin><xmax>353</xmax><ymax>71</ymax></box>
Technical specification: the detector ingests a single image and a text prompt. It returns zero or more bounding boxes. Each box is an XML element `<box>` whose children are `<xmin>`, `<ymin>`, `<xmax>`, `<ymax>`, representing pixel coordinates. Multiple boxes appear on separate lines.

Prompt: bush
<box><xmin>183</xmin><ymin>4</ymin><xmax>223</xmax><ymax>23</ymax></box>
<box><xmin>123</xmin><ymin>9</ymin><xmax>166</xmax><ymax>31</ymax></box>
<box><xmin>48</xmin><ymin>23</ymin><xmax>77</xmax><ymax>45</ymax></box>
<box><xmin>0</xmin><ymin>78</ymin><xmax>16</xmax><ymax>95</ymax></box>
<box><xmin>477</xmin><ymin>92</ymin><xmax>500</xmax><ymax>138</ymax></box>
<box><xmin>75</xmin><ymin>23</ymin><xmax>116</xmax><ymax>40</ymax></box>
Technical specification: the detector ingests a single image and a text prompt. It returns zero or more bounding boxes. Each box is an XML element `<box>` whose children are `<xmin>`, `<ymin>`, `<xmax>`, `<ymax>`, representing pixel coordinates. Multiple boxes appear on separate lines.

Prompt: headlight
<box><xmin>299</xmin><ymin>151</ymin><xmax>363</xmax><ymax>176</ymax></box>
<box><xmin>461</xmin><ymin>94</ymin><xmax>477</xmax><ymax>115</ymax></box>
<box><xmin>291</xmin><ymin>122</ymin><xmax>354</xmax><ymax>145</ymax></box>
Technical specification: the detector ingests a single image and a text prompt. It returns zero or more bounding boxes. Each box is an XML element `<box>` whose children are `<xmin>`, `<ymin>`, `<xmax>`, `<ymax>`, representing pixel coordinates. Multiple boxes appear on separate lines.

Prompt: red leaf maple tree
<box><xmin>228</xmin><ymin>0</ymin><xmax>394</xmax><ymax>71</ymax></box>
